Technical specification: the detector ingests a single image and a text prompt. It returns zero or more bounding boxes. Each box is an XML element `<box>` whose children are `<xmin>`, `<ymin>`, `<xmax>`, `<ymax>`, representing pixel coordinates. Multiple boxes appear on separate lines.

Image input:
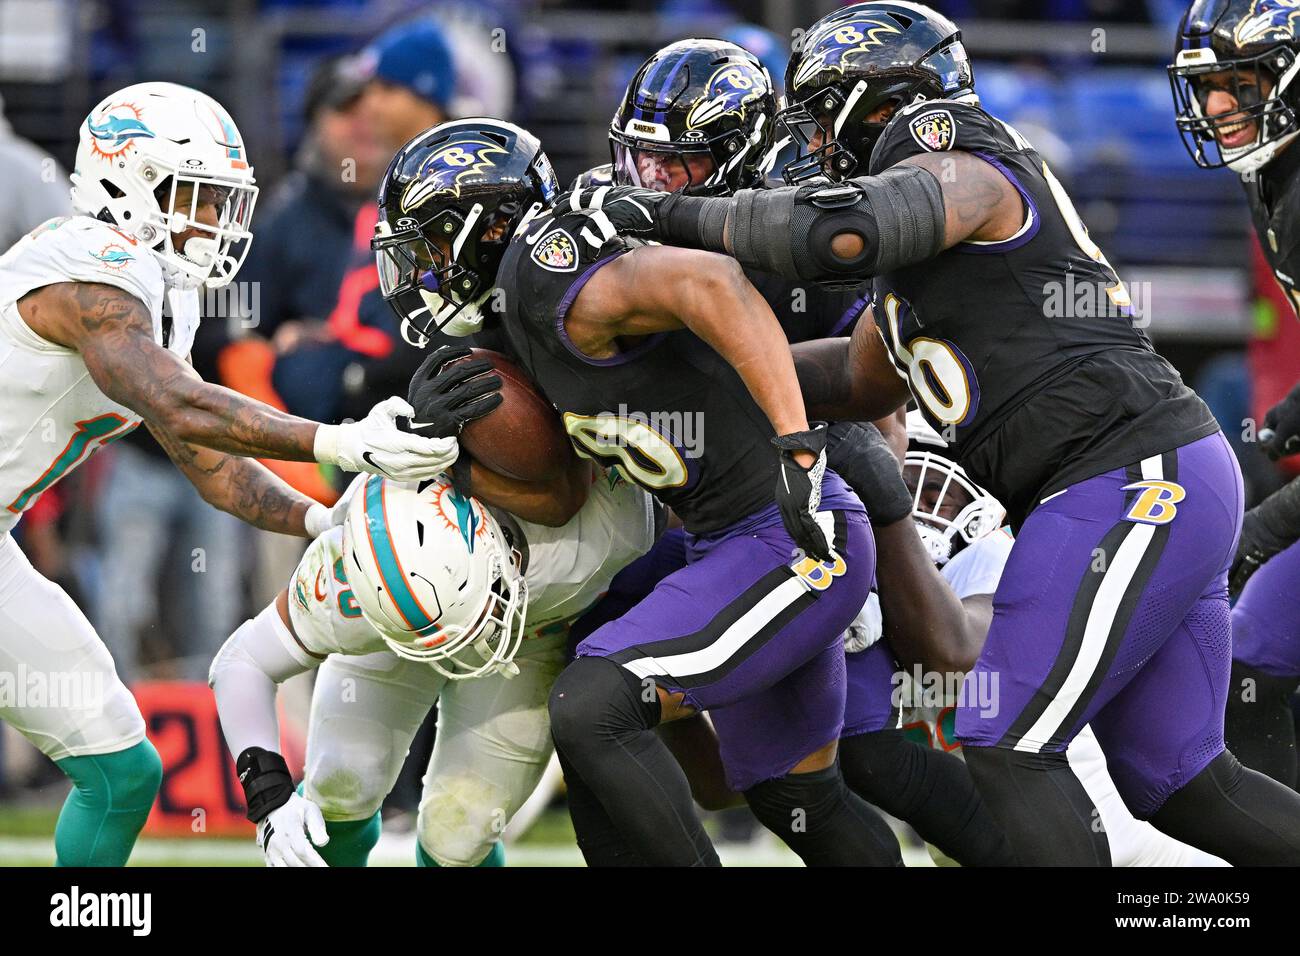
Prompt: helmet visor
<box><xmin>612</xmin><ymin>141</ymin><xmax>717</xmax><ymax>193</ymax></box>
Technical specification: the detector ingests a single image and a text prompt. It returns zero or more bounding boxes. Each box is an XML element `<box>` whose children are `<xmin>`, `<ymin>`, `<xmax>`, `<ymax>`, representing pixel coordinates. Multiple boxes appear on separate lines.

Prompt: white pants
<box><xmin>0</xmin><ymin>533</ymin><xmax>144</xmax><ymax>760</ymax></box>
<box><xmin>302</xmin><ymin>632</ymin><xmax>567</xmax><ymax>867</ymax></box>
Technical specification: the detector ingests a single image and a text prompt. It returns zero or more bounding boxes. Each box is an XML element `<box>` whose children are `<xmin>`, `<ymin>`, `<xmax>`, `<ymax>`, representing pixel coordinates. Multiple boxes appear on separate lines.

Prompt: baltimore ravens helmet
<box><xmin>1170</xmin><ymin>0</ymin><xmax>1300</xmax><ymax>173</ymax></box>
<box><xmin>609</xmin><ymin>38</ymin><xmax>780</xmax><ymax>195</ymax></box>
<box><xmin>779</xmin><ymin>2</ymin><xmax>975</xmax><ymax>184</ymax></box>
<box><xmin>372</xmin><ymin>117</ymin><xmax>559</xmax><ymax>344</ymax></box>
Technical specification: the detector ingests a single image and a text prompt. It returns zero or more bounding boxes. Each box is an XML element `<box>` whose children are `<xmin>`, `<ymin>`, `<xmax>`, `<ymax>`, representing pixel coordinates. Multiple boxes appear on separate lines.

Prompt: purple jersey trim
<box><xmin>554</xmin><ymin>249</ymin><xmax>666</xmax><ymax>367</ymax></box>
<box><xmin>828</xmin><ymin>293</ymin><xmax>871</xmax><ymax>337</ymax></box>
<box><xmin>955</xmin><ymin>151</ymin><xmax>1041</xmax><ymax>255</ymax></box>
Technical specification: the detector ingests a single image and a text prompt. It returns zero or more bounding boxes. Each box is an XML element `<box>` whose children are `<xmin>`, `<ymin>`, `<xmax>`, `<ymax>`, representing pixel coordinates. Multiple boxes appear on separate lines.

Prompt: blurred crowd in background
<box><xmin>0</xmin><ymin>0</ymin><xmax>1297</xmax><ymax>808</ymax></box>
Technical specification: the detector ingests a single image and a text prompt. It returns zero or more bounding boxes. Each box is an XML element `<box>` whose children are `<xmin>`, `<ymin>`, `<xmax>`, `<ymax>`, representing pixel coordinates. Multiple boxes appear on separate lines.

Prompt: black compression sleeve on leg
<box><xmin>1148</xmin><ymin>749</ymin><xmax>1300</xmax><ymax>865</ymax></box>
<box><xmin>548</xmin><ymin>656</ymin><xmax>719</xmax><ymax>867</ymax></box>
<box><xmin>839</xmin><ymin>730</ymin><xmax>1017</xmax><ymax>866</ymax></box>
<box><xmin>963</xmin><ymin>745</ymin><xmax>1112</xmax><ymax>866</ymax></box>
<box><xmin>1224</xmin><ymin>660</ymin><xmax>1298</xmax><ymax>790</ymax></box>
<box><xmin>744</xmin><ymin>762</ymin><xmax>904</xmax><ymax>866</ymax></box>
<box><xmin>554</xmin><ymin>748</ymin><xmax>649</xmax><ymax>866</ymax></box>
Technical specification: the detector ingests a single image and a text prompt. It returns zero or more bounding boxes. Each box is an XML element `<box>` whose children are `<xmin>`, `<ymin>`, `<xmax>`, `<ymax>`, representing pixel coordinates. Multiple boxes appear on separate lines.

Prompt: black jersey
<box><xmin>496</xmin><ymin>208</ymin><xmax>787</xmax><ymax>534</ymax></box>
<box><xmin>866</xmin><ymin>100</ymin><xmax>1220</xmax><ymax>528</ymax></box>
<box><xmin>1245</xmin><ymin>143</ymin><xmax>1300</xmax><ymax>314</ymax></box>
<box><xmin>745</xmin><ymin>267</ymin><xmax>869</xmax><ymax>343</ymax></box>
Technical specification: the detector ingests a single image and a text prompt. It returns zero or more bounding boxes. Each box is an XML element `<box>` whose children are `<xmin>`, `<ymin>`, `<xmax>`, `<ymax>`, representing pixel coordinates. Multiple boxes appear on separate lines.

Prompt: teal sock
<box><xmin>54</xmin><ymin>739</ymin><xmax>163</xmax><ymax>866</ymax></box>
<box><xmin>417</xmin><ymin>840</ymin><xmax>505</xmax><ymax>867</ymax></box>
<box><xmin>318</xmin><ymin>813</ymin><xmax>382</xmax><ymax>867</ymax></box>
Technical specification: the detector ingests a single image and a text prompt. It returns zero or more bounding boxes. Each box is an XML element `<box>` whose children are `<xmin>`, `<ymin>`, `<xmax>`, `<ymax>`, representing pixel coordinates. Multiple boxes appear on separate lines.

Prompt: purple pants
<box><xmin>956</xmin><ymin>432</ymin><xmax>1242</xmax><ymax>818</ymax></box>
<box><xmin>842</xmin><ymin>641</ymin><xmax>901</xmax><ymax>738</ymax></box>
<box><xmin>578</xmin><ymin>494</ymin><xmax>873</xmax><ymax>792</ymax></box>
<box><xmin>1233</xmin><ymin>538</ymin><xmax>1300</xmax><ymax>678</ymax></box>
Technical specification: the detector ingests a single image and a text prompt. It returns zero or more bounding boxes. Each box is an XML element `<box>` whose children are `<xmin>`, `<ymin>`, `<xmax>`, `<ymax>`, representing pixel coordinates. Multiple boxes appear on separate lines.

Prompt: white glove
<box><xmin>304</xmin><ymin>473</ymin><xmax>366</xmax><ymax>538</ymax></box>
<box><xmin>314</xmin><ymin>396</ymin><xmax>459</xmax><ymax>481</ymax></box>
<box><xmin>257</xmin><ymin>792</ymin><xmax>330</xmax><ymax>867</ymax></box>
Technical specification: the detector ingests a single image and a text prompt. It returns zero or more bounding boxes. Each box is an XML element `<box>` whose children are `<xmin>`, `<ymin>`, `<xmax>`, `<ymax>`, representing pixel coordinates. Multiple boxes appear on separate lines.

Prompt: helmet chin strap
<box><xmin>1229</xmin><ymin>129</ymin><xmax>1300</xmax><ymax>174</ymax></box>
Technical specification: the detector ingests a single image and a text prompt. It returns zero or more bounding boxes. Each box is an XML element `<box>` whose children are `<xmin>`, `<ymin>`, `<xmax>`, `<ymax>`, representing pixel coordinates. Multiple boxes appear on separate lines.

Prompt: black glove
<box><xmin>826</xmin><ymin>421</ymin><xmax>913</xmax><ymax>527</ymax></box>
<box><xmin>553</xmin><ymin>185</ymin><xmax>674</xmax><ymax>239</ymax></box>
<box><xmin>1260</xmin><ymin>382</ymin><xmax>1300</xmax><ymax>460</ymax></box>
<box><xmin>405</xmin><ymin>345</ymin><xmax>503</xmax><ymax>438</ymax></box>
<box><xmin>1229</xmin><ymin>477</ymin><xmax>1300</xmax><ymax>595</ymax></box>
<box><xmin>772</xmin><ymin>422</ymin><xmax>833</xmax><ymax>562</ymax></box>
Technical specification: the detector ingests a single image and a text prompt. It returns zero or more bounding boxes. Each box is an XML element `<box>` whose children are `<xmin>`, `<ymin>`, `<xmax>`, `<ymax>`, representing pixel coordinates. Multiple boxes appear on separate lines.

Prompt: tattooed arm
<box><xmin>146</xmin><ymin>422</ymin><xmax>318</xmax><ymax>537</ymax></box>
<box><xmin>24</xmin><ymin>282</ymin><xmax>322</xmax><ymax>459</ymax></box>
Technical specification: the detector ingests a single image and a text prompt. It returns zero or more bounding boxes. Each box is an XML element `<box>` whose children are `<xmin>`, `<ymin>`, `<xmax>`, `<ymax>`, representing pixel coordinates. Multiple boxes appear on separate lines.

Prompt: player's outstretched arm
<box><xmin>210</xmin><ymin>590</ymin><xmax>328</xmax><ymax>867</ymax></box>
<box><xmin>571</xmin><ymin>151</ymin><xmax>1019</xmax><ymax>283</ymax></box>
<box><xmin>146</xmin><ymin>421</ymin><xmax>323</xmax><ymax>537</ymax></box>
<box><xmin>27</xmin><ymin>281</ymin><xmax>455</xmax><ymax>479</ymax></box>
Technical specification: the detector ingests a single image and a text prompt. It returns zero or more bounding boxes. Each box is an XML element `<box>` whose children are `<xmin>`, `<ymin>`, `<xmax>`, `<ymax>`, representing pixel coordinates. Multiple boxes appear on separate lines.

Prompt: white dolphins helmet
<box><xmin>904</xmin><ymin>410</ymin><xmax>1005</xmax><ymax>566</ymax></box>
<box><xmin>341</xmin><ymin>475</ymin><xmax>528</xmax><ymax>679</ymax></box>
<box><xmin>70</xmin><ymin>81</ymin><xmax>258</xmax><ymax>290</ymax></box>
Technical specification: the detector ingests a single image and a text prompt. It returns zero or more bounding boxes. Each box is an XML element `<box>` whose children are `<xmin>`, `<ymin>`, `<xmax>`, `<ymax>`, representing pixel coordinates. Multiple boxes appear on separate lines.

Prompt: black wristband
<box><xmin>659</xmin><ymin>193</ymin><xmax>731</xmax><ymax>251</ymax></box>
<box><xmin>1255</xmin><ymin>476</ymin><xmax>1300</xmax><ymax>546</ymax></box>
<box><xmin>450</xmin><ymin>452</ymin><xmax>473</xmax><ymax>495</ymax></box>
<box><xmin>236</xmin><ymin>747</ymin><xmax>294</xmax><ymax>823</ymax></box>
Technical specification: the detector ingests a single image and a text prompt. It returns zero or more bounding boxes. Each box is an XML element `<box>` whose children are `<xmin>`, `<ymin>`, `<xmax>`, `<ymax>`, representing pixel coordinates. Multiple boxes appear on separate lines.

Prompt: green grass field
<box><xmin>0</xmin><ymin>801</ymin><xmax>934</xmax><ymax>866</ymax></box>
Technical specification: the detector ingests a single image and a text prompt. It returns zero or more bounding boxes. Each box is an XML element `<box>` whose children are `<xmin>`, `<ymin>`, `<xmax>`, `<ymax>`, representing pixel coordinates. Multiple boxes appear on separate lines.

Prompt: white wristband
<box><xmin>313</xmin><ymin>424</ymin><xmax>341</xmax><ymax>466</ymax></box>
<box><xmin>303</xmin><ymin>503</ymin><xmax>331</xmax><ymax>538</ymax></box>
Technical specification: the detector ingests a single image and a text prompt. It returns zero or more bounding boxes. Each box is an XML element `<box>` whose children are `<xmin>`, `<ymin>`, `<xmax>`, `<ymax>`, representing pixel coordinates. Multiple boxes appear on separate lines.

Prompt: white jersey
<box><xmin>0</xmin><ymin>215</ymin><xmax>199</xmax><ymax>534</ymax></box>
<box><xmin>286</xmin><ymin>473</ymin><xmax>659</xmax><ymax>661</ymax></box>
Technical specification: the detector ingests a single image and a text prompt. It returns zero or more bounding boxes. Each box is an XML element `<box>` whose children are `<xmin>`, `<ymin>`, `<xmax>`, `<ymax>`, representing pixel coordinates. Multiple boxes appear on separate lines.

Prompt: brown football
<box><xmin>455</xmin><ymin>348</ymin><xmax>574</xmax><ymax>482</ymax></box>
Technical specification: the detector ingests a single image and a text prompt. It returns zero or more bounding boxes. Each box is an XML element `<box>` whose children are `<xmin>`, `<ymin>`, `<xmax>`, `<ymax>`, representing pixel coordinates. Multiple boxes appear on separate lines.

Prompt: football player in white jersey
<box><xmin>210</xmin><ymin>469</ymin><xmax>659</xmax><ymax>866</ymax></box>
<box><xmin>877</xmin><ymin>413</ymin><xmax>1228</xmax><ymax>866</ymax></box>
<box><xmin>0</xmin><ymin>82</ymin><xmax>461</xmax><ymax>865</ymax></box>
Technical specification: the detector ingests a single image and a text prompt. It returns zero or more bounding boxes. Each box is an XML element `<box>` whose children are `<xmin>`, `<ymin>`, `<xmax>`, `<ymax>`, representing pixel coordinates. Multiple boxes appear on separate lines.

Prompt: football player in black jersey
<box><xmin>1171</xmin><ymin>0</ymin><xmax>1300</xmax><ymax>790</ymax></box>
<box><xmin>573</xmin><ymin>36</ymin><xmax>1013</xmax><ymax>865</ymax></box>
<box><xmin>564</xmin><ymin>1</ymin><xmax>1300</xmax><ymax>865</ymax></box>
<box><xmin>372</xmin><ymin>118</ymin><xmax>900</xmax><ymax>867</ymax></box>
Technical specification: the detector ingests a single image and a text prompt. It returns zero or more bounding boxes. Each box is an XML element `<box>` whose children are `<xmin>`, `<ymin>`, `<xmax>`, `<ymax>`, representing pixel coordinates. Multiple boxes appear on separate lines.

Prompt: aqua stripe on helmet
<box><xmin>363</xmin><ymin>477</ymin><xmax>440</xmax><ymax>634</ymax></box>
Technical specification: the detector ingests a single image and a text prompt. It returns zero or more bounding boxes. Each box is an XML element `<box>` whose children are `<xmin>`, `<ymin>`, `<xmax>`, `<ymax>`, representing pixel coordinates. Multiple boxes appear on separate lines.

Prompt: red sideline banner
<box><xmin>132</xmin><ymin>681</ymin><xmax>304</xmax><ymax>838</ymax></box>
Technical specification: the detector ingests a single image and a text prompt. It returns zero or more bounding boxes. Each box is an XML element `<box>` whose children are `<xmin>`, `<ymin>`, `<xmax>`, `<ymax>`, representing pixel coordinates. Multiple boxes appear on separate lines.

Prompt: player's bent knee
<box><xmin>417</xmin><ymin>776</ymin><xmax>506</xmax><ymax>867</ymax></box>
<box><xmin>548</xmin><ymin>655</ymin><xmax>657</xmax><ymax>753</ymax></box>
<box><xmin>304</xmin><ymin>747</ymin><xmax>393</xmax><ymax>820</ymax></box>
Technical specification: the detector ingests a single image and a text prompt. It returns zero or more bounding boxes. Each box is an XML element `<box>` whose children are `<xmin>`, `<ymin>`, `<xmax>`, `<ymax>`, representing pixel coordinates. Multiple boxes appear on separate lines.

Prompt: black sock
<box><xmin>964</xmin><ymin>745</ymin><xmax>1111</xmax><ymax>866</ymax></box>
<box><xmin>839</xmin><ymin>729</ymin><xmax>1017</xmax><ymax>865</ymax></box>
<box><xmin>1149</xmin><ymin>748</ymin><xmax>1300</xmax><ymax>865</ymax></box>
<box><xmin>744</xmin><ymin>761</ymin><xmax>904</xmax><ymax>866</ymax></box>
<box><xmin>1224</xmin><ymin>660</ymin><xmax>1299</xmax><ymax>790</ymax></box>
<box><xmin>549</xmin><ymin>656</ymin><xmax>719</xmax><ymax>866</ymax></box>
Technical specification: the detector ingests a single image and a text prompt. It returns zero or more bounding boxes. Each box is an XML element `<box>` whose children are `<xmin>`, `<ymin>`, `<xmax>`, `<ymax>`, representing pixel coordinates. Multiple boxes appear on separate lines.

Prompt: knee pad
<box><xmin>548</xmin><ymin>655</ymin><xmax>658</xmax><ymax>753</ymax></box>
<box><xmin>303</xmin><ymin>745</ymin><xmax>394</xmax><ymax>821</ymax></box>
<box><xmin>745</xmin><ymin>765</ymin><xmax>842</xmax><ymax>830</ymax></box>
<box><xmin>416</xmin><ymin>774</ymin><xmax>505</xmax><ymax>867</ymax></box>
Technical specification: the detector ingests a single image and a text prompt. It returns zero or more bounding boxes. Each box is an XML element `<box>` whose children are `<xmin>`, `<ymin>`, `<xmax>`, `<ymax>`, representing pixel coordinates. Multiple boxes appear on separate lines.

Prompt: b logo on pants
<box><xmin>1122</xmin><ymin>480</ymin><xmax>1186</xmax><ymax>526</ymax></box>
<box><xmin>791</xmin><ymin>552</ymin><xmax>847</xmax><ymax>591</ymax></box>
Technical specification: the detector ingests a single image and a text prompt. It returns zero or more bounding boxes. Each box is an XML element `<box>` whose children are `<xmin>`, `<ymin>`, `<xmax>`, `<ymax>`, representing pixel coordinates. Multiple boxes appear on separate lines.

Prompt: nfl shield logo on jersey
<box><xmin>909</xmin><ymin>109</ymin><xmax>955</xmax><ymax>152</ymax></box>
<box><xmin>531</xmin><ymin>228</ymin><xmax>578</xmax><ymax>272</ymax></box>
